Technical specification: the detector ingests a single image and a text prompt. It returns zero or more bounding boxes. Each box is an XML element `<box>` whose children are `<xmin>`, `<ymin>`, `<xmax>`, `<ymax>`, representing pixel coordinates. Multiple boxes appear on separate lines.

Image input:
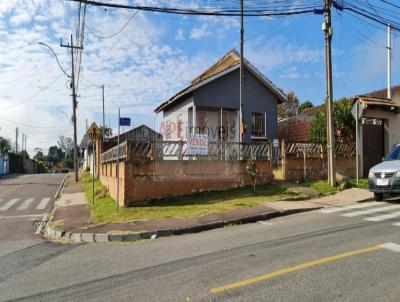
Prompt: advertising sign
<box><xmin>187</xmin><ymin>134</ymin><xmax>208</xmax><ymax>155</ymax></box>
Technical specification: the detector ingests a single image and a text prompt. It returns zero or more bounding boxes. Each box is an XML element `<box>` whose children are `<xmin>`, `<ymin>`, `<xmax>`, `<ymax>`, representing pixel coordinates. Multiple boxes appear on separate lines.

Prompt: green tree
<box><xmin>309</xmin><ymin>98</ymin><xmax>355</xmax><ymax>143</ymax></box>
<box><xmin>298</xmin><ymin>100</ymin><xmax>314</xmax><ymax>113</ymax></box>
<box><xmin>34</xmin><ymin>151</ymin><xmax>45</xmax><ymax>161</ymax></box>
<box><xmin>0</xmin><ymin>137</ymin><xmax>11</xmax><ymax>154</ymax></box>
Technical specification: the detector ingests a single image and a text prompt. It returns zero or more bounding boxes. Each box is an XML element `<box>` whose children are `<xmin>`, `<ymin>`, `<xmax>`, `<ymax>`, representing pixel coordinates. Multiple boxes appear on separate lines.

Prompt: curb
<box><xmin>54</xmin><ymin>174</ymin><xmax>68</xmax><ymax>200</ymax></box>
<box><xmin>45</xmin><ymin>206</ymin><xmax>321</xmax><ymax>243</ymax></box>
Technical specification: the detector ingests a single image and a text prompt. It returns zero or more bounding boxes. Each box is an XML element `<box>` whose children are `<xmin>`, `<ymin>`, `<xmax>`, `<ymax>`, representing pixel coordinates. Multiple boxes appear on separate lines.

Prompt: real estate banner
<box><xmin>187</xmin><ymin>134</ymin><xmax>208</xmax><ymax>155</ymax></box>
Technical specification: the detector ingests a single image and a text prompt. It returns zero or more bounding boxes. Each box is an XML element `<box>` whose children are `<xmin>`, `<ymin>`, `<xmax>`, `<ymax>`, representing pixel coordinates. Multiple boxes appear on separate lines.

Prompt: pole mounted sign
<box><xmin>87</xmin><ymin>122</ymin><xmax>101</xmax><ymax>141</ymax></box>
<box><xmin>119</xmin><ymin>117</ymin><xmax>131</xmax><ymax>127</ymax></box>
<box><xmin>87</xmin><ymin>122</ymin><xmax>100</xmax><ymax>205</ymax></box>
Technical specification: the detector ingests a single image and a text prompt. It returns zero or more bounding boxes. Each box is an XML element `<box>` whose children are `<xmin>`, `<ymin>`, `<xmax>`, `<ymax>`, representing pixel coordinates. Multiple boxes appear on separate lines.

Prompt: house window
<box><xmin>251</xmin><ymin>112</ymin><xmax>266</xmax><ymax>137</ymax></box>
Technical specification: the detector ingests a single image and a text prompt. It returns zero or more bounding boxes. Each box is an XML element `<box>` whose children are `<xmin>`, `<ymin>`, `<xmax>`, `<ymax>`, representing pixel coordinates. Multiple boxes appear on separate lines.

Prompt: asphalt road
<box><xmin>0</xmin><ymin>173</ymin><xmax>66</xmax><ymax>251</ymax></box>
<box><xmin>1</xmin><ymin>181</ymin><xmax>400</xmax><ymax>301</ymax></box>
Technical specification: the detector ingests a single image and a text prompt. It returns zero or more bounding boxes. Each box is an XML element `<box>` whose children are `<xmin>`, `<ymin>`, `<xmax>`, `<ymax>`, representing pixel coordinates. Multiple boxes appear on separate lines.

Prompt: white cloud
<box><xmin>189</xmin><ymin>23</ymin><xmax>211</xmax><ymax>40</ymax></box>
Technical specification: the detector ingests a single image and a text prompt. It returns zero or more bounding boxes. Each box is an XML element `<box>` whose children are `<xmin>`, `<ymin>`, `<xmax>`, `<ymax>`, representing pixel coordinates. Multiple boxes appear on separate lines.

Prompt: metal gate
<box><xmin>362</xmin><ymin>119</ymin><xmax>384</xmax><ymax>177</ymax></box>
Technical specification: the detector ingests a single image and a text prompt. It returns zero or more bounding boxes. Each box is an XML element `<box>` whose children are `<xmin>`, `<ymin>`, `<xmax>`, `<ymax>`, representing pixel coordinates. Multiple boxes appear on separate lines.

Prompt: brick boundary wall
<box><xmin>100</xmin><ymin>159</ymin><xmax>273</xmax><ymax>207</ymax></box>
<box><xmin>282</xmin><ymin>156</ymin><xmax>356</xmax><ymax>182</ymax></box>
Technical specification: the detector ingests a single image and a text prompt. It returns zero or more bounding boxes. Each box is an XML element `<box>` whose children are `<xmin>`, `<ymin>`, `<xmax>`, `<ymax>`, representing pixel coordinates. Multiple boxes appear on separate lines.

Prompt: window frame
<box><xmin>251</xmin><ymin>112</ymin><xmax>266</xmax><ymax>138</ymax></box>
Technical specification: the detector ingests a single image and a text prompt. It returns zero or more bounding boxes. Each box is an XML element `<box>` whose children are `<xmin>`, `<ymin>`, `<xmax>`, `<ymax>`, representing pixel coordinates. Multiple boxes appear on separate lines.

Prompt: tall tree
<box><xmin>0</xmin><ymin>137</ymin><xmax>11</xmax><ymax>154</ymax></box>
<box><xmin>278</xmin><ymin>91</ymin><xmax>299</xmax><ymax>120</ymax></box>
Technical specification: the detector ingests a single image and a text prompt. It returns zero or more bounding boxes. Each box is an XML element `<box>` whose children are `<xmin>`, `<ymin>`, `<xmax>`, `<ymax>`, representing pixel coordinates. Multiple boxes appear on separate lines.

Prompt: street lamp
<box><xmin>38</xmin><ymin>42</ymin><xmax>71</xmax><ymax>78</ymax></box>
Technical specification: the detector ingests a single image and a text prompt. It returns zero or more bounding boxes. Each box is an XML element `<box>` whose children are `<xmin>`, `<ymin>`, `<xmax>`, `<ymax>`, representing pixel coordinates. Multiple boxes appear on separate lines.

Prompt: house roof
<box><xmin>154</xmin><ymin>49</ymin><xmax>288</xmax><ymax>113</ymax></box>
<box><xmin>108</xmin><ymin>124</ymin><xmax>162</xmax><ymax>143</ymax></box>
<box><xmin>354</xmin><ymin>96</ymin><xmax>400</xmax><ymax>109</ymax></box>
<box><xmin>362</xmin><ymin>85</ymin><xmax>400</xmax><ymax>99</ymax></box>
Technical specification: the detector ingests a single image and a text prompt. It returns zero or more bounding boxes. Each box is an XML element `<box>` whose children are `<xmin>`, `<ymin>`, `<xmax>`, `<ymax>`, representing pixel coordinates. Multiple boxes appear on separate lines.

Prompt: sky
<box><xmin>0</xmin><ymin>0</ymin><xmax>399</xmax><ymax>156</ymax></box>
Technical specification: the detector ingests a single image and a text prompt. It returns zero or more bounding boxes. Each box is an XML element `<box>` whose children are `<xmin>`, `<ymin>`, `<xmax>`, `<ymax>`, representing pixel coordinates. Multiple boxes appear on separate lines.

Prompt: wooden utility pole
<box><xmin>239</xmin><ymin>0</ymin><xmax>244</xmax><ymax>143</ymax></box>
<box><xmin>61</xmin><ymin>35</ymin><xmax>83</xmax><ymax>182</ymax></box>
<box><xmin>102</xmin><ymin>84</ymin><xmax>105</xmax><ymax>132</ymax></box>
<box><xmin>15</xmin><ymin>127</ymin><xmax>18</xmax><ymax>153</ymax></box>
<box><xmin>323</xmin><ymin>0</ymin><xmax>336</xmax><ymax>186</ymax></box>
<box><xmin>387</xmin><ymin>24</ymin><xmax>392</xmax><ymax>99</ymax></box>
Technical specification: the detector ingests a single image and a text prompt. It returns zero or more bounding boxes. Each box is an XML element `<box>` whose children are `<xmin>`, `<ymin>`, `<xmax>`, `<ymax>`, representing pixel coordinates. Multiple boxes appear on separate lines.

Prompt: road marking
<box><xmin>0</xmin><ymin>199</ymin><xmax>19</xmax><ymax>211</ymax></box>
<box><xmin>258</xmin><ymin>221</ymin><xmax>273</xmax><ymax>225</ymax></box>
<box><xmin>210</xmin><ymin>245</ymin><xmax>380</xmax><ymax>294</ymax></box>
<box><xmin>35</xmin><ymin>214</ymin><xmax>48</xmax><ymax>235</ymax></box>
<box><xmin>365</xmin><ymin>211</ymin><xmax>400</xmax><ymax>222</ymax></box>
<box><xmin>342</xmin><ymin>204</ymin><xmax>400</xmax><ymax>217</ymax></box>
<box><xmin>392</xmin><ymin>222</ymin><xmax>400</xmax><ymax>227</ymax></box>
<box><xmin>0</xmin><ymin>214</ymin><xmax>46</xmax><ymax>219</ymax></box>
<box><xmin>320</xmin><ymin>202</ymin><xmax>382</xmax><ymax>214</ymax></box>
<box><xmin>380</xmin><ymin>242</ymin><xmax>400</xmax><ymax>253</ymax></box>
<box><xmin>17</xmin><ymin>198</ymin><xmax>35</xmax><ymax>211</ymax></box>
<box><xmin>36</xmin><ymin>198</ymin><xmax>50</xmax><ymax>210</ymax></box>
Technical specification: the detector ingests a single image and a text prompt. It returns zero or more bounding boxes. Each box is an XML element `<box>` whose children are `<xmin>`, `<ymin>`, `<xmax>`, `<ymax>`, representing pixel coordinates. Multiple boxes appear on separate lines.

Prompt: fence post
<box><xmin>178</xmin><ymin>140</ymin><xmax>183</xmax><ymax>160</ymax></box>
<box><xmin>281</xmin><ymin>139</ymin><xmax>286</xmax><ymax>180</ymax></box>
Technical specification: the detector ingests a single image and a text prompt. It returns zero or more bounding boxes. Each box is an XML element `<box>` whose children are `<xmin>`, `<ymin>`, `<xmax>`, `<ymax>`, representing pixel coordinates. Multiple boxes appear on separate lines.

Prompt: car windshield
<box><xmin>385</xmin><ymin>145</ymin><xmax>400</xmax><ymax>161</ymax></box>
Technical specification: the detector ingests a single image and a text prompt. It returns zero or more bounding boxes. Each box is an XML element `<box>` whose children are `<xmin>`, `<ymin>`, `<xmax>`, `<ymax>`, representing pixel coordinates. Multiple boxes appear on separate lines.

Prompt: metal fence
<box><xmin>100</xmin><ymin>141</ymin><xmax>127</xmax><ymax>164</ymax></box>
<box><xmin>125</xmin><ymin>140</ymin><xmax>271</xmax><ymax>161</ymax></box>
<box><xmin>285</xmin><ymin>142</ymin><xmax>356</xmax><ymax>158</ymax></box>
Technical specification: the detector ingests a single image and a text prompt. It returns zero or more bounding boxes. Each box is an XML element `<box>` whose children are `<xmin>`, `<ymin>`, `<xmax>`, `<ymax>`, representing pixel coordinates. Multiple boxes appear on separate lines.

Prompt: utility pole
<box><xmin>15</xmin><ymin>127</ymin><xmax>19</xmax><ymax>153</ymax></box>
<box><xmin>61</xmin><ymin>34</ymin><xmax>83</xmax><ymax>182</ymax></box>
<box><xmin>102</xmin><ymin>84</ymin><xmax>105</xmax><ymax>132</ymax></box>
<box><xmin>21</xmin><ymin>134</ymin><xmax>24</xmax><ymax>152</ymax></box>
<box><xmin>323</xmin><ymin>0</ymin><xmax>336</xmax><ymax>186</ymax></box>
<box><xmin>387</xmin><ymin>24</ymin><xmax>392</xmax><ymax>99</ymax></box>
<box><xmin>239</xmin><ymin>0</ymin><xmax>244</xmax><ymax>143</ymax></box>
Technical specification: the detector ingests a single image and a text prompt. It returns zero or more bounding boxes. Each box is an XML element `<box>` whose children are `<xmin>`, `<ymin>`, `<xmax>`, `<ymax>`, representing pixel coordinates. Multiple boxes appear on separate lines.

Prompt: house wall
<box><xmin>193</xmin><ymin>68</ymin><xmax>279</xmax><ymax>142</ymax></box>
<box><xmin>162</xmin><ymin>97</ymin><xmax>194</xmax><ymax>141</ymax></box>
<box><xmin>362</xmin><ymin>109</ymin><xmax>400</xmax><ymax>152</ymax></box>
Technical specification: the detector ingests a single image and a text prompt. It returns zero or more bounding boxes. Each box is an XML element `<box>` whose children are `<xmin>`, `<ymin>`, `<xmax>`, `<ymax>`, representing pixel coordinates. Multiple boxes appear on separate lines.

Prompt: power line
<box><xmin>0</xmin><ymin>115</ymin><xmax>64</xmax><ymax>129</ymax></box>
<box><xmin>86</xmin><ymin>10</ymin><xmax>139</xmax><ymax>39</ymax></box>
<box><xmin>67</xmin><ymin>0</ymin><xmax>321</xmax><ymax>17</ymax></box>
<box><xmin>0</xmin><ymin>74</ymin><xmax>64</xmax><ymax>110</ymax></box>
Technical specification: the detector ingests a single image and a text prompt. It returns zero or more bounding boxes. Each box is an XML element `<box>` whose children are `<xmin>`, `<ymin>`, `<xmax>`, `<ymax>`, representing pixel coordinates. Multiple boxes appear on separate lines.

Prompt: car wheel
<box><xmin>374</xmin><ymin>193</ymin><xmax>384</xmax><ymax>202</ymax></box>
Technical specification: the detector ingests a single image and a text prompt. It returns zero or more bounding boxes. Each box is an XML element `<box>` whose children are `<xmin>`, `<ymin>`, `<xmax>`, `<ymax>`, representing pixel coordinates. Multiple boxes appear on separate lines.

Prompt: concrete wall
<box><xmin>100</xmin><ymin>159</ymin><xmax>273</xmax><ymax>207</ymax></box>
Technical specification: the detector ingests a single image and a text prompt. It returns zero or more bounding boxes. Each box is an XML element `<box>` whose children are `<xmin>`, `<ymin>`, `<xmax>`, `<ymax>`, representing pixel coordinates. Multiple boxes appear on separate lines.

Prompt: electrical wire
<box><xmin>0</xmin><ymin>74</ymin><xmax>64</xmax><ymax>110</ymax></box>
<box><xmin>86</xmin><ymin>10</ymin><xmax>139</xmax><ymax>39</ymax></box>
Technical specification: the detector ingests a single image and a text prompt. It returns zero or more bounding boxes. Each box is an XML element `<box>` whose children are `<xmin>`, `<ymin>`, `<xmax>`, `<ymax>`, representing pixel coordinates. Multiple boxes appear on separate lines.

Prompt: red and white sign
<box><xmin>187</xmin><ymin>134</ymin><xmax>208</xmax><ymax>155</ymax></box>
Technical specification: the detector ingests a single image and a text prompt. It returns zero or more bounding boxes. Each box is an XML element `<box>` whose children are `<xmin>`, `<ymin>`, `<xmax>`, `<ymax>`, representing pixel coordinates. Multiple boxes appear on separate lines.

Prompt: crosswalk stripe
<box><xmin>320</xmin><ymin>202</ymin><xmax>382</xmax><ymax>214</ymax></box>
<box><xmin>17</xmin><ymin>198</ymin><xmax>34</xmax><ymax>211</ymax></box>
<box><xmin>0</xmin><ymin>199</ymin><xmax>20</xmax><ymax>211</ymax></box>
<box><xmin>392</xmin><ymin>222</ymin><xmax>400</xmax><ymax>227</ymax></box>
<box><xmin>36</xmin><ymin>198</ymin><xmax>50</xmax><ymax>210</ymax></box>
<box><xmin>343</xmin><ymin>204</ymin><xmax>400</xmax><ymax>217</ymax></box>
<box><xmin>365</xmin><ymin>211</ymin><xmax>400</xmax><ymax>222</ymax></box>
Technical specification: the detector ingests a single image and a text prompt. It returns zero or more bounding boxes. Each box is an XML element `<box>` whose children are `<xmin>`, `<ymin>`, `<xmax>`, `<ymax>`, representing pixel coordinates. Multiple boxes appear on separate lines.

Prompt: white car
<box><xmin>368</xmin><ymin>144</ymin><xmax>400</xmax><ymax>201</ymax></box>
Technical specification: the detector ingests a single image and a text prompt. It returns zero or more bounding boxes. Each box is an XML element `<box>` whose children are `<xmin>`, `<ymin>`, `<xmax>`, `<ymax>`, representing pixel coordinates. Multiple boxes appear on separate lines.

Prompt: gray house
<box><xmin>155</xmin><ymin>49</ymin><xmax>287</xmax><ymax>143</ymax></box>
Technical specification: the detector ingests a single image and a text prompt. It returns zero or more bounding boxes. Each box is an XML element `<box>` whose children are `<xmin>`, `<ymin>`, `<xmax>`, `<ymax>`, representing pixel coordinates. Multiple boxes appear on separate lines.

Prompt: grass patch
<box><xmin>346</xmin><ymin>178</ymin><xmax>368</xmax><ymax>189</ymax></box>
<box><xmin>81</xmin><ymin>172</ymin><xmax>304</xmax><ymax>223</ymax></box>
<box><xmin>303</xmin><ymin>180</ymin><xmax>341</xmax><ymax>196</ymax></box>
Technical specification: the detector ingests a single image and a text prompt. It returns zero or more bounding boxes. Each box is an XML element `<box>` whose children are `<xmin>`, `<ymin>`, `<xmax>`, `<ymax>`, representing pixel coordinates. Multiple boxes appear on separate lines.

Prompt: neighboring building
<box><xmin>108</xmin><ymin>124</ymin><xmax>162</xmax><ymax>143</ymax></box>
<box><xmin>354</xmin><ymin>85</ymin><xmax>400</xmax><ymax>176</ymax></box>
<box><xmin>278</xmin><ymin>105</ymin><xmax>324</xmax><ymax>142</ymax></box>
<box><xmin>155</xmin><ymin>49</ymin><xmax>288</xmax><ymax>143</ymax></box>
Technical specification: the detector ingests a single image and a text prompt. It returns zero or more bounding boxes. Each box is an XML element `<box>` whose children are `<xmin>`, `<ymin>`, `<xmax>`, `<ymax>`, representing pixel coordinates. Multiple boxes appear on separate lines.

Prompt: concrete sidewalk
<box><xmin>46</xmin><ymin>184</ymin><xmax>373</xmax><ymax>243</ymax></box>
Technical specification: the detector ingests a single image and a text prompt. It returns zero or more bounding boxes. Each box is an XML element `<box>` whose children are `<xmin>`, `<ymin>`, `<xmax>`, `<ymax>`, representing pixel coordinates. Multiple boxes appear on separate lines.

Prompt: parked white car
<box><xmin>368</xmin><ymin>144</ymin><xmax>400</xmax><ymax>201</ymax></box>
